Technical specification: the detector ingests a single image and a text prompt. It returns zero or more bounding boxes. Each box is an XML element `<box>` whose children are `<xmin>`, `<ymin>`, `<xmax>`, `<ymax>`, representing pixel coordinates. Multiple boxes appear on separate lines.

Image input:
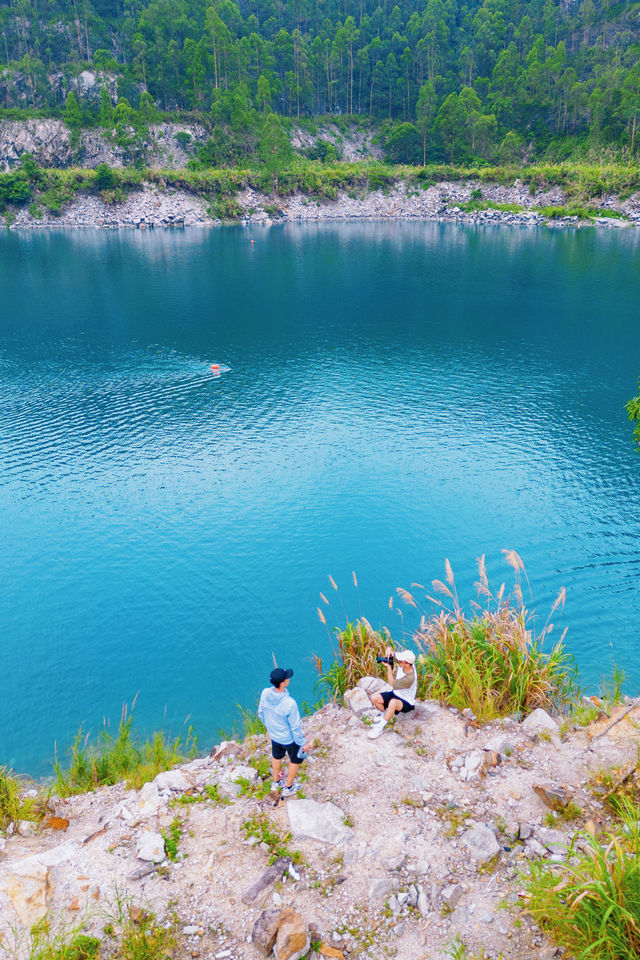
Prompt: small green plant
<box><xmin>543</xmin><ymin>800</ymin><xmax>582</xmax><ymax>825</ymax></box>
<box><xmin>447</xmin><ymin>935</ymin><xmax>496</xmax><ymax>960</ymax></box>
<box><xmin>118</xmin><ymin>909</ymin><xmax>177</xmax><ymax>960</ymax></box>
<box><xmin>25</xmin><ymin>920</ymin><xmax>100</xmax><ymax>960</ymax></box>
<box><xmin>242</xmin><ymin>814</ymin><xmax>303</xmax><ymax>865</ymax></box>
<box><xmin>204</xmin><ymin>783</ymin><xmax>232</xmax><ymax>805</ymax></box>
<box><xmin>601</xmin><ymin>665</ymin><xmax>626</xmax><ymax>709</ymax></box>
<box><xmin>437</xmin><ymin>804</ymin><xmax>471</xmax><ymax>837</ymax></box>
<box><xmin>170</xmin><ymin>792</ymin><xmax>203</xmax><ymax>806</ymax></box>
<box><xmin>572</xmin><ymin>701</ymin><xmax>600</xmax><ymax>727</ymax></box>
<box><xmin>161</xmin><ymin>817</ymin><xmax>183</xmax><ymax>862</ymax></box>
<box><xmin>237</xmin><ymin>703</ymin><xmax>266</xmax><ymax>737</ymax></box>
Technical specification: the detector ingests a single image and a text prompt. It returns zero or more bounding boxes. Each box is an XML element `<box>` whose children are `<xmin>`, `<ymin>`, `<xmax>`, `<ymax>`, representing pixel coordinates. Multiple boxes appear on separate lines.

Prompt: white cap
<box><xmin>396</xmin><ymin>650</ymin><xmax>416</xmax><ymax>665</ymax></box>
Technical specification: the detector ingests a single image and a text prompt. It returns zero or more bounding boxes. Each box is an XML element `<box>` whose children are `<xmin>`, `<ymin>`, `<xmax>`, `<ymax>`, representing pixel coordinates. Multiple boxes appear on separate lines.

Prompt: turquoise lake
<box><xmin>1</xmin><ymin>222</ymin><xmax>639</xmax><ymax>776</ymax></box>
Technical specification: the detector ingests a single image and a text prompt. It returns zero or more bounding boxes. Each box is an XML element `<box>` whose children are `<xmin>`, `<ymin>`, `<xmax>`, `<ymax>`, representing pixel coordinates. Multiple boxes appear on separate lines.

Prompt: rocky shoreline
<box><xmin>0</xmin><ymin>681</ymin><xmax>637</xmax><ymax>960</ymax></box>
<box><xmin>8</xmin><ymin>178</ymin><xmax>640</xmax><ymax>232</ymax></box>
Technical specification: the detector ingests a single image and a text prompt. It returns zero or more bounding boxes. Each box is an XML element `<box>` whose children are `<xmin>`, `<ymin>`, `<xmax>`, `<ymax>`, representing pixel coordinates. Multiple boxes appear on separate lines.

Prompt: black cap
<box><xmin>270</xmin><ymin>667</ymin><xmax>293</xmax><ymax>686</ymax></box>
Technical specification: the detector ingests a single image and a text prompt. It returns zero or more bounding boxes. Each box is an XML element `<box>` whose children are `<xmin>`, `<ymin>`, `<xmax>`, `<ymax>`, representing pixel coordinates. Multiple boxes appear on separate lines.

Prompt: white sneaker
<box><xmin>368</xmin><ymin>718</ymin><xmax>387</xmax><ymax>740</ymax></box>
<box><xmin>281</xmin><ymin>782</ymin><xmax>298</xmax><ymax>798</ymax></box>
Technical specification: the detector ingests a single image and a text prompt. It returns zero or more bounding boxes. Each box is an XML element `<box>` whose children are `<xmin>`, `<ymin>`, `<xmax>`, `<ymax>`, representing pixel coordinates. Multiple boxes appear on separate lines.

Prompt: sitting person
<box><xmin>367</xmin><ymin>648</ymin><xmax>417</xmax><ymax>739</ymax></box>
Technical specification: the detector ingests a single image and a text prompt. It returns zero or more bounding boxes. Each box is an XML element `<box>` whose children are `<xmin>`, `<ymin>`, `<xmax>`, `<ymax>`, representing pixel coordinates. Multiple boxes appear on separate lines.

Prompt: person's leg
<box><xmin>369</xmin><ymin>691</ymin><xmax>384</xmax><ymax>712</ymax></box>
<box><xmin>271</xmin><ymin>742</ymin><xmax>286</xmax><ymax>787</ymax></box>
<box><xmin>285</xmin><ymin>761</ymin><xmax>300</xmax><ymax>788</ymax></box>
<box><xmin>384</xmin><ymin>698</ymin><xmax>404</xmax><ymax>722</ymax></box>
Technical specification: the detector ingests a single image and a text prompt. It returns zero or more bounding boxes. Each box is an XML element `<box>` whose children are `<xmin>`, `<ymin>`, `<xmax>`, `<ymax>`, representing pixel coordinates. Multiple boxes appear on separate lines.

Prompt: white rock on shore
<box><xmin>8</xmin><ymin>178</ymin><xmax>640</xmax><ymax>231</ymax></box>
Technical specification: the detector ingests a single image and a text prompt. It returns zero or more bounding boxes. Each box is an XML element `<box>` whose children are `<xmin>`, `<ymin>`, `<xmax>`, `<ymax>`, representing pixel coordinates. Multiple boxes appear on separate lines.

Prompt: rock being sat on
<box><xmin>258</xmin><ymin>666</ymin><xmax>308</xmax><ymax>797</ymax></box>
<box><xmin>368</xmin><ymin>648</ymin><xmax>417</xmax><ymax>739</ymax></box>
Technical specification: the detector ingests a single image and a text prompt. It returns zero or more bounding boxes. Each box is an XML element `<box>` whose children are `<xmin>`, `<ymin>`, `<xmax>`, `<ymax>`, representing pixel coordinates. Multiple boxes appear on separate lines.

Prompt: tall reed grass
<box><xmin>523</xmin><ymin>800</ymin><xmax>640</xmax><ymax>960</ymax></box>
<box><xmin>315</xmin><ymin>554</ymin><xmax>576</xmax><ymax>721</ymax></box>
<box><xmin>402</xmin><ymin>552</ymin><xmax>576</xmax><ymax>721</ymax></box>
<box><xmin>54</xmin><ymin>702</ymin><xmax>196</xmax><ymax>795</ymax></box>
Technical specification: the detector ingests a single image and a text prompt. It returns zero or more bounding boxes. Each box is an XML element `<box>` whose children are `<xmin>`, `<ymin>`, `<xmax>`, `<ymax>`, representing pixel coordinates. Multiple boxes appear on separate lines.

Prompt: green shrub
<box><xmin>94</xmin><ymin>163</ymin><xmax>116</xmax><ymax>190</ymax></box>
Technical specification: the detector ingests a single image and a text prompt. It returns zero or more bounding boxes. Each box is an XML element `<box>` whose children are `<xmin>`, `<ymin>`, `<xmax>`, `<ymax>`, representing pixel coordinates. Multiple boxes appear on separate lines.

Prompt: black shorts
<box><xmin>381</xmin><ymin>690</ymin><xmax>414</xmax><ymax>713</ymax></box>
<box><xmin>271</xmin><ymin>740</ymin><xmax>305</xmax><ymax>764</ymax></box>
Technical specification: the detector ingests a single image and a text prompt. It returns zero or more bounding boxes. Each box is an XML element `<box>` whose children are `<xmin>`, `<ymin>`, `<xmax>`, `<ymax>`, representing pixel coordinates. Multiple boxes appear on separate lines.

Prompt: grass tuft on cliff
<box><xmin>0</xmin><ymin>766</ymin><xmax>48</xmax><ymax>832</ymax></box>
<box><xmin>53</xmin><ymin>701</ymin><xmax>197</xmax><ymax>795</ymax></box>
<box><xmin>523</xmin><ymin>799</ymin><xmax>640</xmax><ymax>960</ymax></box>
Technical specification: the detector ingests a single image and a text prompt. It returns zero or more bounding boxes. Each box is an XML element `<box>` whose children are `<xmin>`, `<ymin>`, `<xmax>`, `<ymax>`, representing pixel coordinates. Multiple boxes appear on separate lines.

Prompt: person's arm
<box><xmin>258</xmin><ymin>690</ymin><xmax>266</xmax><ymax>726</ymax></box>
<box><xmin>393</xmin><ymin>668</ymin><xmax>414</xmax><ymax>691</ymax></box>
<box><xmin>384</xmin><ymin>646</ymin><xmax>396</xmax><ymax>685</ymax></box>
<box><xmin>287</xmin><ymin>699</ymin><xmax>305</xmax><ymax>747</ymax></box>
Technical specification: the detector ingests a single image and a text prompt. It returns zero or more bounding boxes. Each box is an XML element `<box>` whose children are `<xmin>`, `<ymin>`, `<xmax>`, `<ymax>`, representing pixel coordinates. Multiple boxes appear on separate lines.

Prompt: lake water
<box><xmin>1</xmin><ymin>222</ymin><xmax>639</xmax><ymax>776</ymax></box>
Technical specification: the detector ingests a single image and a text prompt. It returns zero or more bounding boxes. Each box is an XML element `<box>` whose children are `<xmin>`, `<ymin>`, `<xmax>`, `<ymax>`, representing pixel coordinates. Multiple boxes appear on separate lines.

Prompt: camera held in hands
<box><xmin>376</xmin><ymin>655</ymin><xmax>395</xmax><ymax>666</ymax></box>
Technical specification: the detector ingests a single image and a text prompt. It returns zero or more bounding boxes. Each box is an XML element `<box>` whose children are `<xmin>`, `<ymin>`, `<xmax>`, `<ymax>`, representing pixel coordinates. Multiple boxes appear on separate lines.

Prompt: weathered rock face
<box><xmin>0</xmin><ymin>120</ymin><xmax>207</xmax><ymax>171</ymax></box>
<box><xmin>0</xmin><ymin>120</ymin><xmax>73</xmax><ymax>170</ymax></box>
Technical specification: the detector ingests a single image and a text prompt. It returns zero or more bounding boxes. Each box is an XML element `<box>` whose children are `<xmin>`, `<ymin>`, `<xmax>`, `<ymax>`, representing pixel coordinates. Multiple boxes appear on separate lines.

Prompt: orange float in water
<box><xmin>210</xmin><ymin>363</ymin><xmax>220</xmax><ymax>371</ymax></box>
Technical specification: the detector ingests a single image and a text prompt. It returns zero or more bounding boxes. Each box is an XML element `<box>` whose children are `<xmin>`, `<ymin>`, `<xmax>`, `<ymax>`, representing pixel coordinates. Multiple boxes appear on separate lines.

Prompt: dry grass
<box><xmin>314</xmin><ymin>618</ymin><xmax>392</xmax><ymax>699</ymax></box>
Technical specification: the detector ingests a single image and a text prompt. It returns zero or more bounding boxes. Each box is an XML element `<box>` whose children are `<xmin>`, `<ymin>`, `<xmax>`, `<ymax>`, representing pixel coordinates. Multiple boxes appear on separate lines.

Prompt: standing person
<box><xmin>258</xmin><ymin>666</ymin><xmax>307</xmax><ymax>797</ymax></box>
<box><xmin>367</xmin><ymin>649</ymin><xmax>417</xmax><ymax>739</ymax></box>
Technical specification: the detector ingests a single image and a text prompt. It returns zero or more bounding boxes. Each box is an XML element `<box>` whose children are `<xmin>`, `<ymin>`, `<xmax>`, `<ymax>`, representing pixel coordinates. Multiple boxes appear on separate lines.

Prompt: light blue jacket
<box><xmin>258</xmin><ymin>686</ymin><xmax>305</xmax><ymax>746</ymax></box>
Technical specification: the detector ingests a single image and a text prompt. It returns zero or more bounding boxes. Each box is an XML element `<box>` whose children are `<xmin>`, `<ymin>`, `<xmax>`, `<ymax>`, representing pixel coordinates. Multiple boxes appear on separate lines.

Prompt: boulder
<box><xmin>242</xmin><ymin>858</ymin><xmax>289</xmax><ymax>906</ymax></box>
<box><xmin>154</xmin><ymin>769</ymin><xmax>191</xmax><ymax>793</ymax></box>
<box><xmin>356</xmin><ymin>676</ymin><xmax>392</xmax><ymax>695</ymax></box>
<box><xmin>275</xmin><ymin>908</ymin><xmax>309</xmax><ymax>960</ymax></box>
<box><xmin>287</xmin><ymin>800</ymin><xmax>354</xmax><ymax>845</ymax></box>
<box><xmin>417</xmin><ymin>886</ymin><xmax>430</xmax><ymax>916</ymax></box>
<box><xmin>441</xmin><ymin>883</ymin><xmax>463</xmax><ymax>908</ymax></box>
<box><xmin>537</xmin><ymin>827</ymin><xmax>568</xmax><ymax>855</ymax></box>
<box><xmin>129</xmin><ymin>862</ymin><xmax>158</xmax><ymax>881</ymax></box>
<box><xmin>462</xmin><ymin>824</ymin><xmax>500</xmax><ymax>863</ymax></box>
<box><xmin>136</xmin><ymin>831</ymin><xmax>165</xmax><ymax>862</ymax></box>
<box><xmin>532</xmin><ymin>783</ymin><xmax>572</xmax><ymax>811</ymax></box>
<box><xmin>521</xmin><ymin>709</ymin><xmax>559</xmax><ymax>736</ymax></box>
<box><xmin>461</xmin><ymin>749</ymin><xmax>487</xmax><ymax>781</ymax></box>
<box><xmin>484</xmin><ymin>735</ymin><xmax>513</xmax><ymax>756</ymax></box>
<box><xmin>134</xmin><ymin>781</ymin><xmax>163</xmax><ymax>818</ymax></box>
<box><xmin>1</xmin><ymin>858</ymin><xmax>50</xmax><ymax>926</ymax></box>
<box><xmin>219</xmin><ymin>764</ymin><xmax>258</xmax><ymax>785</ymax></box>
<box><xmin>252</xmin><ymin>908</ymin><xmax>282</xmax><ymax>956</ymax></box>
<box><xmin>344</xmin><ymin>688</ymin><xmax>372</xmax><ymax>714</ymax></box>
<box><xmin>368</xmin><ymin>876</ymin><xmax>394</xmax><ymax>900</ymax></box>
<box><xmin>524</xmin><ymin>838</ymin><xmax>548</xmax><ymax>859</ymax></box>
<box><xmin>0</xmin><ymin>843</ymin><xmax>75</xmax><ymax>927</ymax></box>
<box><xmin>209</xmin><ymin>740</ymin><xmax>244</xmax><ymax>761</ymax></box>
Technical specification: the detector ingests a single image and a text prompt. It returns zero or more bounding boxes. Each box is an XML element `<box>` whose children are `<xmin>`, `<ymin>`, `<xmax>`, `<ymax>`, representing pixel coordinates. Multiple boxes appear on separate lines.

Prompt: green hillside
<box><xmin>1</xmin><ymin>0</ymin><xmax>640</xmax><ymax>163</ymax></box>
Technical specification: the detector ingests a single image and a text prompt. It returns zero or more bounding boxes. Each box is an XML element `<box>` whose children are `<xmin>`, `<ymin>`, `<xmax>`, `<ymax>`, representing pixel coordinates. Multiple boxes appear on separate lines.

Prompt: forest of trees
<box><xmin>1</xmin><ymin>0</ymin><xmax>640</xmax><ymax>164</ymax></box>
